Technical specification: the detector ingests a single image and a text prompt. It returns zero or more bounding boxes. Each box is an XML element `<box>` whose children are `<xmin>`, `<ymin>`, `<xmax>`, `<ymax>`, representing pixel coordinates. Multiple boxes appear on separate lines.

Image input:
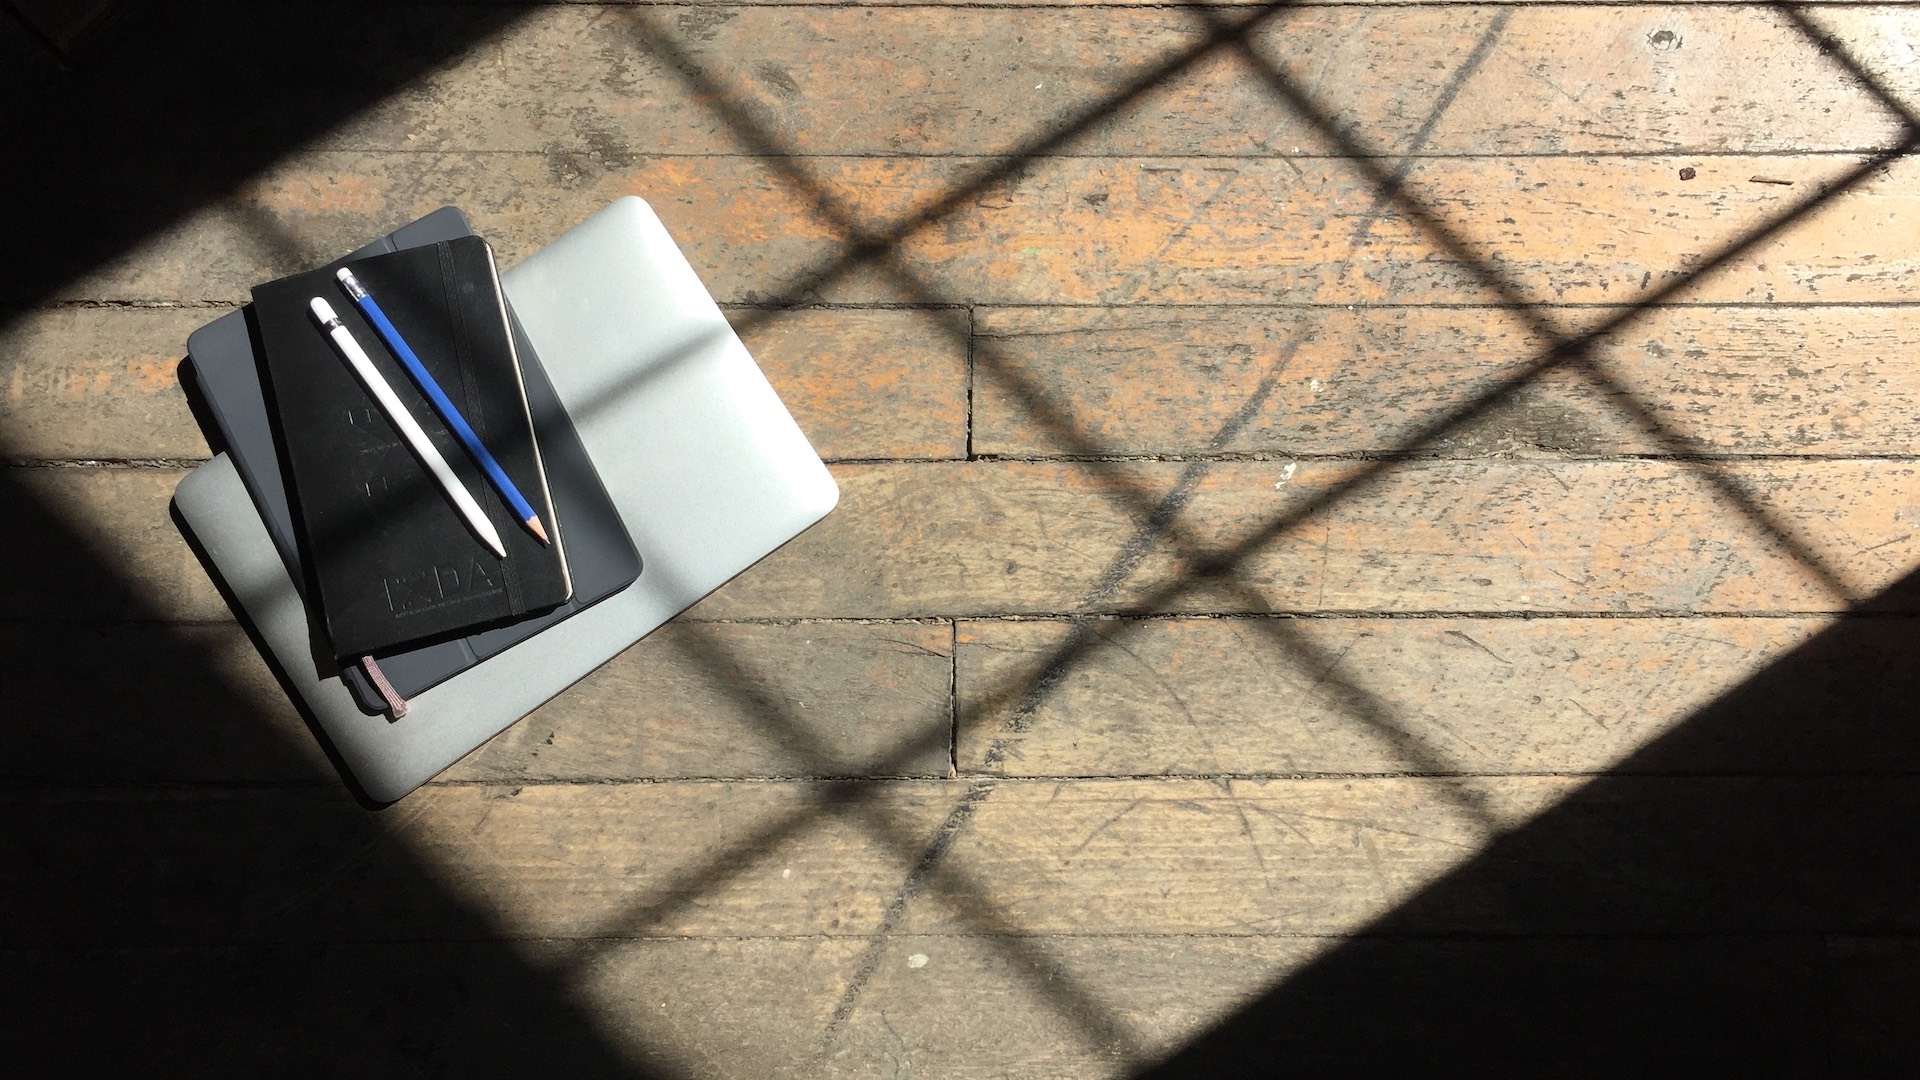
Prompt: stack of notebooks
<box><xmin>176</xmin><ymin>200</ymin><xmax>839</xmax><ymax>801</ymax></box>
<box><xmin>200</xmin><ymin>210</ymin><xmax>640</xmax><ymax>715</ymax></box>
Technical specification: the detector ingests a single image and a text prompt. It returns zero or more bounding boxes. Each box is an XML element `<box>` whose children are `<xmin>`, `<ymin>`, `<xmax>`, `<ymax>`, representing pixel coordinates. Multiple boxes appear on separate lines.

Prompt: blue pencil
<box><xmin>335</xmin><ymin>266</ymin><xmax>549</xmax><ymax>544</ymax></box>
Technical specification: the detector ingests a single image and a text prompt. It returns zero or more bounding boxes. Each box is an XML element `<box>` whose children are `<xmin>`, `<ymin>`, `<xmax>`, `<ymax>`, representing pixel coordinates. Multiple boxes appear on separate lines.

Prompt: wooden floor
<box><xmin>9</xmin><ymin>0</ymin><xmax>1920</xmax><ymax>1074</ymax></box>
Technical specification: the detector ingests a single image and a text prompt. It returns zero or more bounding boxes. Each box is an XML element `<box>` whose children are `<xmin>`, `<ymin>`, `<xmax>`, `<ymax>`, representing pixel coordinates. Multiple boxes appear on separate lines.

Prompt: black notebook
<box><xmin>250</xmin><ymin>236</ymin><xmax>571</xmax><ymax>659</ymax></box>
<box><xmin>187</xmin><ymin>209</ymin><xmax>640</xmax><ymax>713</ymax></box>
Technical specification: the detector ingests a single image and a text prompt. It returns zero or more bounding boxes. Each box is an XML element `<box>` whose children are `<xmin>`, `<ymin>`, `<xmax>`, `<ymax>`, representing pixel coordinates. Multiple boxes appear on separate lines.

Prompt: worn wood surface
<box><xmin>0</xmin><ymin>306</ymin><xmax>965</xmax><ymax>461</ymax></box>
<box><xmin>18</xmin><ymin>458</ymin><xmax>1920</xmax><ymax>622</ymax></box>
<box><xmin>13</xmin><ymin>1</ymin><xmax>1920</xmax><ymax>1075</ymax></box>
<box><xmin>454</xmin><ymin>620</ymin><xmax>956</xmax><ymax>781</ymax></box>
<box><xmin>13</xmin><ymin>301</ymin><xmax>1917</xmax><ymax>463</ymax></box>
<box><xmin>47</xmin><ymin>150</ymin><xmax>1915</xmax><ymax>307</ymax></box>
<box><xmin>955</xmin><ymin>615</ymin><xmax>1905</xmax><ymax>776</ymax></box>
<box><xmin>702</xmin><ymin>459</ymin><xmax>1920</xmax><ymax>617</ymax></box>
<box><xmin>0</xmin><ymin>621</ymin><xmax>954</xmax><ymax>784</ymax></box>
<box><xmin>16</xmin><ymin>776</ymin><xmax>1920</xmax><ymax>942</ymax></box>
<box><xmin>819</xmin><ymin>933</ymin><xmax>1833</xmax><ymax>1076</ymax></box>
<box><xmin>973</xmin><ymin>303</ymin><xmax>1920</xmax><ymax>457</ymax></box>
<box><xmin>285</xmin><ymin>6</ymin><xmax>1912</xmax><ymax>157</ymax></box>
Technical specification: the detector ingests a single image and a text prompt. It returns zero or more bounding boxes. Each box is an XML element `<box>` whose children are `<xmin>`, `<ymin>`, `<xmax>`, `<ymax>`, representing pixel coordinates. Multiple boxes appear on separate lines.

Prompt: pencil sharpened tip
<box><xmin>526</xmin><ymin>516</ymin><xmax>550</xmax><ymax>544</ymax></box>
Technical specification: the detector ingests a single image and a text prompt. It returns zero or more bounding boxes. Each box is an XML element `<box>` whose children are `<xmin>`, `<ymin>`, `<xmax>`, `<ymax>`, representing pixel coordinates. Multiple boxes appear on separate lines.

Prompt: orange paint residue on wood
<box><xmin>63</xmin><ymin>370</ymin><xmax>113</xmax><ymax>400</ymax></box>
<box><xmin>43</xmin><ymin>357</ymin><xmax>178</xmax><ymax>400</ymax></box>
<box><xmin>125</xmin><ymin>356</ymin><xmax>178</xmax><ymax>395</ymax></box>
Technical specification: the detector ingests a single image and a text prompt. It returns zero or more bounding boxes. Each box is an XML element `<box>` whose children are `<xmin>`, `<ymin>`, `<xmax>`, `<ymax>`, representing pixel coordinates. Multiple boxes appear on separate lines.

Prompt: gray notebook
<box><xmin>174</xmin><ymin>198</ymin><xmax>840</xmax><ymax>801</ymax></box>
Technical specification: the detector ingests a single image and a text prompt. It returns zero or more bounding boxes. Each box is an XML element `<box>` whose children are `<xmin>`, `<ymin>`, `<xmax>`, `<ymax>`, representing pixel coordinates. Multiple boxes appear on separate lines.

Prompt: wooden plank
<box><xmin>0</xmin><ymin>621</ymin><xmax>951</xmax><ymax>784</ymax></box>
<box><xmin>0</xmin><ymin>306</ymin><xmax>961</xmax><ymax>462</ymax></box>
<box><xmin>4</xmin><ymin>938</ymin><xmax>866</xmax><ymax>1078</ymax></box>
<box><xmin>41</xmin><ymin>299</ymin><xmax>1918</xmax><ymax>468</ymax></box>
<box><xmin>300</xmin><ymin>6</ymin><xmax>1909</xmax><ymax>157</ymax></box>
<box><xmin>973</xmin><ymin>304</ymin><xmax>1920</xmax><ymax>457</ymax></box>
<box><xmin>19</xmin><ymin>459</ymin><xmax>1920</xmax><ymax>623</ymax></box>
<box><xmin>0</xmin><ymin>782</ymin><xmax>952</xmax><ymax>945</ymax></box>
<box><xmin>16</xmin><ymin>777</ymin><xmax>1920</xmax><ymax>943</ymax></box>
<box><xmin>450</xmin><ymin>620</ymin><xmax>954</xmax><ymax>781</ymax></box>
<box><xmin>695</xmin><ymin>458</ymin><xmax>1920</xmax><ymax>619</ymax></box>
<box><xmin>904</xmin><ymin>776</ymin><xmax>1920</xmax><ymax>936</ymax></box>
<box><xmin>731</xmin><ymin>306</ymin><xmax>969</xmax><ymax>461</ymax></box>
<box><xmin>53</xmin><ymin>151</ymin><xmax>1904</xmax><ymax>308</ymax></box>
<box><xmin>956</xmin><ymin>615</ymin><xmax>1920</xmax><ymax>776</ymax></box>
<box><xmin>827</xmin><ymin>933</ymin><xmax>1827</xmax><ymax>1077</ymax></box>
<box><xmin>0</xmin><ymin>306</ymin><xmax>210</xmax><ymax>461</ymax></box>
<box><xmin>823</xmin><ymin>933</ymin><xmax>1316</xmax><ymax>1078</ymax></box>
<box><xmin>1</xmin><ymin>929</ymin><xmax>1836</xmax><ymax>1075</ymax></box>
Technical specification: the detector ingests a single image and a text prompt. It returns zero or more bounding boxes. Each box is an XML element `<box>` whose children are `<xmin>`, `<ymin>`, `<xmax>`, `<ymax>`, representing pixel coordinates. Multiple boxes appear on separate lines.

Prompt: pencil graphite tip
<box><xmin>526</xmin><ymin>515</ymin><xmax>550</xmax><ymax>544</ymax></box>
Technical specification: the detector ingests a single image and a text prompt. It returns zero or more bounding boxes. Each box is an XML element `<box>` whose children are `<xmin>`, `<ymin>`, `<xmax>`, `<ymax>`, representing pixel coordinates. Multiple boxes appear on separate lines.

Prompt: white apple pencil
<box><xmin>308</xmin><ymin>297</ymin><xmax>508</xmax><ymax>559</ymax></box>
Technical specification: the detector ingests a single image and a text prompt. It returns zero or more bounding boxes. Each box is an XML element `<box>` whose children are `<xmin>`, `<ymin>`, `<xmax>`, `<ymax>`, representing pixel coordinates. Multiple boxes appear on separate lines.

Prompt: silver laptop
<box><xmin>174</xmin><ymin>197</ymin><xmax>840</xmax><ymax>801</ymax></box>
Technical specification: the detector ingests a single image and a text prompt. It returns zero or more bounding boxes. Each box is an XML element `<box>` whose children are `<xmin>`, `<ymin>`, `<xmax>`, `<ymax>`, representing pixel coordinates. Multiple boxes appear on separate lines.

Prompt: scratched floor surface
<box><xmin>8</xmin><ymin>1</ymin><xmax>1920</xmax><ymax>1075</ymax></box>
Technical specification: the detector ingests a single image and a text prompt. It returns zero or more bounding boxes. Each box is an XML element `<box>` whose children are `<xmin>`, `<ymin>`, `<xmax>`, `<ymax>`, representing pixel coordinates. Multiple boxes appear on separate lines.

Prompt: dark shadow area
<box><xmin>0</xmin><ymin>2</ymin><xmax>667</xmax><ymax>1075</ymax></box>
<box><xmin>0</xmin><ymin>0</ymin><xmax>529</xmax><ymax>323</ymax></box>
<box><xmin>1140</xmin><ymin>577</ymin><xmax>1920</xmax><ymax>1077</ymax></box>
<box><xmin>0</xmin><ymin>465</ymin><xmax>663</xmax><ymax>1075</ymax></box>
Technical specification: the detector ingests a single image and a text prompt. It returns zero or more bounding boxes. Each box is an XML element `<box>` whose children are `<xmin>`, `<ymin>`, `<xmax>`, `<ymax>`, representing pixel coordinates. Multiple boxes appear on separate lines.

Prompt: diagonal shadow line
<box><xmin>1562</xmin><ymin>356</ymin><xmax>1859</xmax><ymax>584</ymax></box>
<box><xmin>1119</xmin><ymin>156</ymin><xmax>1912</xmax><ymax>616</ymax></box>
<box><xmin>1210</xmin><ymin>581</ymin><xmax>1510</xmax><ymax>798</ymax></box>
<box><xmin>626</xmin><ymin>0</ymin><xmax>1903</xmax><ymax>630</ymax></box>
<box><xmin>129</xmin><ymin>16</ymin><xmax>1327</xmax><ymax>1056</ymax></box>
<box><xmin>598</xmin><ymin>5</ymin><xmax>1920</xmax><ymax>1067</ymax></box>
<box><xmin>1031</xmin><ymin>6</ymin><xmax>1512</xmax><ymax>619</ymax></box>
<box><xmin>542</xmin><ymin>623</ymin><xmax>1152</xmax><ymax>1062</ymax></box>
<box><xmin>847</xmin><ymin>91</ymin><xmax>1906</xmax><ymax>788</ymax></box>
<box><xmin>611</xmin><ymin>2</ymin><xmax>1303</xmax><ymax>338</ymax></box>
<box><xmin>830</xmin><ymin>159</ymin><xmax>1912</xmax><ymax>788</ymax></box>
<box><xmin>1772</xmin><ymin>2</ymin><xmax>1920</xmax><ymax>138</ymax></box>
<box><xmin>515</xmin><ymin>259</ymin><xmax>1873</xmax><ymax>1058</ymax></box>
<box><xmin>802</xmin><ymin>50</ymin><xmax>1920</xmax><ymax>1006</ymax></box>
<box><xmin>566</xmin><ymin>15</ymin><xmax>1528</xmax><ymax>1048</ymax></box>
<box><xmin>609</xmin><ymin>0</ymin><xmax>1821</xmax><ymax>627</ymax></box>
<box><xmin>191</xmin><ymin>16</ymin><xmax>1290</xmax><ymax>1053</ymax></box>
<box><xmin>567</xmin><ymin>0</ymin><xmax>1915</xmax><ymax>986</ymax></box>
<box><xmin>554</xmin><ymin>0</ymin><xmax>1315</xmax><ymax>467</ymax></box>
<box><xmin>611</xmin><ymin>0</ymin><xmax>1907</xmax><ymax>822</ymax></box>
<box><xmin>588</xmin><ymin>20</ymin><xmax>1530</xmax><ymax>1042</ymax></box>
<box><xmin>1012</xmin><ymin>3</ymin><xmax>1511</xmax><ymax>750</ymax></box>
<box><xmin>510</xmin><ymin>1</ymin><xmax>1920</xmax><ymax>1063</ymax></box>
<box><xmin>907</xmin><ymin>7</ymin><xmax>1524</xmax><ymax>835</ymax></box>
<box><xmin>1213</xmin><ymin>11</ymin><xmax>1908</xmax><ymax>603</ymax></box>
